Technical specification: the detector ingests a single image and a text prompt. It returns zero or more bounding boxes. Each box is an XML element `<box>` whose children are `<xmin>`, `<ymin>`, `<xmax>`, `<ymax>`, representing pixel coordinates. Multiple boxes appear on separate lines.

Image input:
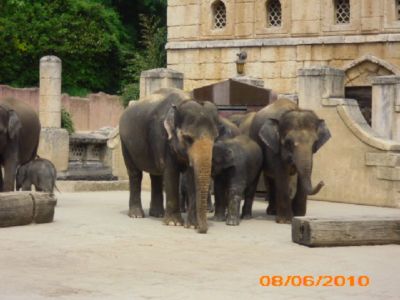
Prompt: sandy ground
<box><xmin>0</xmin><ymin>191</ymin><xmax>399</xmax><ymax>300</ymax></box>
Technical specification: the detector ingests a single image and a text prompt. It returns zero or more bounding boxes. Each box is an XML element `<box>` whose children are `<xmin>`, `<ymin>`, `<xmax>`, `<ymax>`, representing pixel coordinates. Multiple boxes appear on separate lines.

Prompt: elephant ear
<box><xmin>202</xmin><ymin>101</ymin><xmax>218</xmax><ymax>120</ymax></box>
<box><xmin>314</xmin><ymin>119</ymin><xmax>331</xmax><ymax>153</ymax></box>
<box><xmin>163</xmin><ymin>105</ymin><xmax>178</xmax><ymax>140</ymax></box>
<box><xmin>259</xmin><ymin>119</ymin><xmax>280</xmax><ymax>154</ymax></box>
<box><xmin>8</xmin><ymin>110</ymin><xmax>21</xmax><ymax>139</ymax></box>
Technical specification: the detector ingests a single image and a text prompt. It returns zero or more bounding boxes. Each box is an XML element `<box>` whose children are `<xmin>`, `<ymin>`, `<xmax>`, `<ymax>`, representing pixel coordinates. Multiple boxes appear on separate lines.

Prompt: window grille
<box><xmin>397</xmin><ymin>0</ymin><xmax>400</xmax><ymax>20</ymax></box>
<box><xmin>335</xmin><ymin>0</ymin><xmax>350</xmax><ymax>24</ymax></box>
<box><xmin>266</xmin><ymin>0</ymin><xmax>282</xmax><ymax>27</ymax></box>
<box><xmin>212</xmin><ymin>1</ymin><xmax>226</xmax><ymax>29</ymax></box>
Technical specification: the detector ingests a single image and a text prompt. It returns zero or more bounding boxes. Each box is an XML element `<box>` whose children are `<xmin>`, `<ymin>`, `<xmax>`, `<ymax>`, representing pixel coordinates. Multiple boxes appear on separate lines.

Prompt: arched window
<box><xmin>397</xmin><ymin>0</ymin><xmax>400</xmax><ymax>20</ymax></box>
<box><xmin>212</xmin><ymin>0</ymin><xmax>227</xmax><ymax>29</ymax></box>
<box><xmin>266</xmin><ymin>0</ymin><xmax>282</xmax><ymax>28</ymax></box>
<box><xmin>335</xmin><ymin>0</ymin><xmax>350</xmax><ymax>24</ymax></box>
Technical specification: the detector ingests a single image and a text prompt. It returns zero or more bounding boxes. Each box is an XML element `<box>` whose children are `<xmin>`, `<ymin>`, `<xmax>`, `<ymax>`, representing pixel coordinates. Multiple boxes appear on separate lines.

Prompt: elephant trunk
<box><xmin>294</xmin><ymin>149</ymin><xmax>324</xmax><ymax>196</ymax></box>
<box><xmin>189</xmin><ymin>137</ymin><xmax>213</xmax><ymax>234</ymax></box>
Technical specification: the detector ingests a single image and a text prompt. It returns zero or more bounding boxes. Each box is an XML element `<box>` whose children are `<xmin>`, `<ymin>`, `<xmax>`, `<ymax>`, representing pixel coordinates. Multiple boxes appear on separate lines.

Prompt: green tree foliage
<box><xmin>120</xmin><ymin>14</ymin><xmax>167</xmax><ymax>106</ymax></box>
<box><xmin>0</xmin><ymin>0</ymin><xmax>129</xmax><ymax>94</ymax></box>
<box><xmin>0</xmin><ymin>0</ymin><xmax>167</xmax><ymax>98</ymax></box>
<box><xmin>61</xmin><ymin>108</ymin><xmax>75</xmax><ymax>134</ymax></box>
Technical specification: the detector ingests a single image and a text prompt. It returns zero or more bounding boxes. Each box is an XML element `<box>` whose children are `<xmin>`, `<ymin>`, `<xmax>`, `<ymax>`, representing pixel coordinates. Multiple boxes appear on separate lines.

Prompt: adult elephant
<box><xmin>119</xmin><ymin>88</ymin><xmax>219</xmax><ymax>233</ymax></box>
<box><xmin>0</xmin><ymin>98</ymin><xmax>41</xmax><ymax>191</ymax></box>
<box><xmin>249</xmin><ymin>98</ymin><xmax>331</xmax><ymax>223</ymax></box>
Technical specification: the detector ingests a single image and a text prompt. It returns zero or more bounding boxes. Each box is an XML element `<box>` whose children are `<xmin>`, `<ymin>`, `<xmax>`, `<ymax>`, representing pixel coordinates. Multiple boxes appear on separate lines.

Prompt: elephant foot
<box><xmin>128</xmin><ymin>207</ymin><xmax>145</xmax><ymax>218</ymax></box>
<box><xmin>149</xmin><ymin>206</ymin><xmax>165</xmax><ymax>218</ymax></box>
<box><xmin>184</xmin><ymin>219</ymin><xmax>198</xmax><ymax>229</ymax></box>
<box><xmin>163</xmin><ymin>213</ymin><xmax>184</xmax><ymax>226</ymax></box>
<box><xmin>275</xmin><ymin>215</ymin><xmax>292</xmax><ymax>224</ymax></box>
<box><xmin>213</xmin><ymin>213</ymin><xmax>226</xmax><ymax>222</ymax></box>
<box><xmin>241</xmin><ymin>212</ymin><xmax>252</xmax><ymax>220</ymax></box>
<box><xmin>226</xmin><ymin>214</ymin><xmax>240</xmax><ymax>226</ymax></box>
<box><xmin>266</xmin><ymin>205</ymin><xmax>276</xmax><ymax>215</ymax></box>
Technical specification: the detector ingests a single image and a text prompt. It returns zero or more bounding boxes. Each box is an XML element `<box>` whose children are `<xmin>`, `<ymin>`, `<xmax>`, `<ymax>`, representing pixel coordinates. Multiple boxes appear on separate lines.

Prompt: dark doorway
<box><xmin>345</xmin><ymin>86</ymin><xmax>372</xmax><ymax>125</ymax></box>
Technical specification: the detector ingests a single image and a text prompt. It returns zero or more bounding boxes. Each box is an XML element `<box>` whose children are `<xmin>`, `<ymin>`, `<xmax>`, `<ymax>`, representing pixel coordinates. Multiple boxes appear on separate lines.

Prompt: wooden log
<box><xmin>32</xmin><ymin>193</ymin><xmax>57</xmax><ymax>224</ymax></box>
<box><xmin>0</xmin><ymin>193</ymin><xmax>33</xmax><ymax>227</ymax></box>
<box><xmin>0</xmin><ymin>192</ymin><xmax>56</xmax><ymax>227</ymax></box>
<box><xmin>292</xmin><ymin>216</ymin><xmax>400</xmax><ymax>247</ymax></box>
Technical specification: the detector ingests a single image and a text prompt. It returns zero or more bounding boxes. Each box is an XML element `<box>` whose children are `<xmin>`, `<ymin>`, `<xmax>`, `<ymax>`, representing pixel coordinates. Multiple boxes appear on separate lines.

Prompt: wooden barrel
<box><xmin>0</xmin><ymin>192</ymin><xmax>56</xmax><ymax>227</ymax></box>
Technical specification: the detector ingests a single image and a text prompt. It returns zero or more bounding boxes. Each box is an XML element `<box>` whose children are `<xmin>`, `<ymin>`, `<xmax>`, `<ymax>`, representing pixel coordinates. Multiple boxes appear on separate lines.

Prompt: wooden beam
<box><xmin>292</xmin><ymin>216</ymin><xmax>400</xmax><ymax>247</ymax></box>
<box><xmin>0</xmin><ymin>192</ymin><xmax>56</xmax><ymax>227</ymax></box>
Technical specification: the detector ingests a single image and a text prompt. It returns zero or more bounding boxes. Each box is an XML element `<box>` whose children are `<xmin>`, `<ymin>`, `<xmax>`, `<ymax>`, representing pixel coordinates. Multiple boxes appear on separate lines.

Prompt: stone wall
<box><xmin>0</xmin><ymin>85</ymin><xmax>124</xmax><ymax>131</ymax></box>
<box><xmin>167</xmin><ymin>0</ymin><xmax>400</xmax><ymax>93</ymax></box>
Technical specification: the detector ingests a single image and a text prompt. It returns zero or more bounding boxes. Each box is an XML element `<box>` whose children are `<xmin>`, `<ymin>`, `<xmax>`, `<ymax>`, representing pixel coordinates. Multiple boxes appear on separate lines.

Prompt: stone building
<box><xmin>167</xmin><ymin>0</ymin><xmax>400</xmax><ymax>117</ymax></box>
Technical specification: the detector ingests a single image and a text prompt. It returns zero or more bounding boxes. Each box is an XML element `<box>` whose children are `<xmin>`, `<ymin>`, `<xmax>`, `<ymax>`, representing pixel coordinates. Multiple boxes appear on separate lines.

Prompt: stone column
<box><xmin>39</xmin><ymin>56</ymin><xmax>62</xmax><ymax>127</ymax></box>
<box><xmin>298</xmin><ymin>67</ymin><xmax>345</xmax><ymax>110</ymax></box>
<box><xmin>372</xmin><ymin>76</ymin><xmax>400</xmax><ymax>141</ymax></box>
<box><xmin>139</xmin><ymin>68</ymin><xmax>184</xmax><ymax>98</ymax></box>
<box><xmin>37</xmin><ymin>56</ymin><xmax>69</xmax><ymax>173</ymax></box>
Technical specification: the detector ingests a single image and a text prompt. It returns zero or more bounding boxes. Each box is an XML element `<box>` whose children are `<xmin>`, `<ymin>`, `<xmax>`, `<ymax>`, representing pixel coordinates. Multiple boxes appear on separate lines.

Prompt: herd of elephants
<box><xmin>119</xmin><ymin>88</ymin><xmax>331</xmax><ymax>234</ymax></box>
<box><xmin>0</xmin><ymin>87</ymin><xmax>331</xmax><ymax>234</ymax></box>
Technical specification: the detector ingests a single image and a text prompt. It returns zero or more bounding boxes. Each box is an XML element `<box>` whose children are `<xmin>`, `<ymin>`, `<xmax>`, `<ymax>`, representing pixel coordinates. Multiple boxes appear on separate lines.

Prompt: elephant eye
<box><xmin>284</xmin><ymin>139</ymin><xmax>294</xmax><ymax>150</ymax></box>
<box><xmin>182</xmin><ymin>134</ymin><xmax>194</xmax><ymax>145</ymax></box>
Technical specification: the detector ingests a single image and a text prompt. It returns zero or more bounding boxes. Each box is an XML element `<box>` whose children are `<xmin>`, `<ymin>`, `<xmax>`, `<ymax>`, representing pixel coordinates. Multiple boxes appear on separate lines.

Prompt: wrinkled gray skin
<box><xmin>0</xmin><ymin>98</ymin><xmax>41</xmax><ymax>191</ymax></box>
<box><xmin>16</xmin><ymin>158</ymin><xmax>57</xmax><ymax>195</ymax></box>
<box><xmin>227</xmin><ymin>112</ymin><xmax>256</xmax><ymax>135</ymax></box>
<box><xmin>249</xmin><ymin>98</ymin><xmax>331</xmax><ymax>223</ymax></box>
<box><xmin>119</xmin><ymin>88</ymin><xmax>219</xmax><ymax>234</ymax></box>
<box><xmin>212</xmin><ymin>135</ymin><xmax>263</xmax><ymax>226</ymax></box>
<box><xmin>179</xmin><ymin>116</ymin><xmax>239</xmax><ymax>213</ymax></box>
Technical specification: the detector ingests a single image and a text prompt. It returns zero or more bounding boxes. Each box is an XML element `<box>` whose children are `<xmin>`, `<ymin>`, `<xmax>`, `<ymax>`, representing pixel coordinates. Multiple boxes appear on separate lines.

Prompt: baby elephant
<box><xmin>16</xmin><ymin>158</ymin><xmax>57</xmax><ymax>194</ymax></box>
<box><xmin>212</xmin><ymin>135</ymin><xmax>263</xmax><ymax>225</ymax></box>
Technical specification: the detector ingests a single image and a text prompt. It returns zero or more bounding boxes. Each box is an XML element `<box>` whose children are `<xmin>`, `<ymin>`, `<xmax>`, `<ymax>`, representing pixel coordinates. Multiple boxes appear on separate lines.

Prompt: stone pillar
<box><xmin>139</xmin><ymin>68</ymin><xmax>184</xmax><ymax>98</ymax></box>
<box><xmin>39</xmin><ymin>56</ymin><xmax>62</xmax><ymax>127</ymax></box>
<box><xmin>372</xmin><ymin>76</ymin><xmax>400</xmax><ymax>141</ymax></box>
<box><xmin>298</xmin><ymin>67</ymin><xmax>345</xmax><ymax>110</ymax></box>
<box><xmin>37</xmin><ymin>56</ymin><xmax>69</xmax><ymax>173</ymax></box>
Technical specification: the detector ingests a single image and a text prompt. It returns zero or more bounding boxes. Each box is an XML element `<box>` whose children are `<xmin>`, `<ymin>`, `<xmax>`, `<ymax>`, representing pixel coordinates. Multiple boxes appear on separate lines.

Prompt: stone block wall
<box><xmin>167</xmin><ymin>0</ymin><xmax>400</xmax><ymax>94</ymax></box>
<box><xmin>168</xmin><ymin>43</ymin><xmax>400</xmax><ymax>93</ymax></box>
<box><xmin>0</xmin><ymin>86</ymin><xmax>124</xmax><ymax>131</ymax></box>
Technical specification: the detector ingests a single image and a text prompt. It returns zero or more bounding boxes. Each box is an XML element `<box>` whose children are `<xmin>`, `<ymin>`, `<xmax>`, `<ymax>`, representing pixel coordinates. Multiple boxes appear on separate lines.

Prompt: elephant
<box><xmin>16</xmin><ymin>158</ymin><xmax>57</xmax><ymax>195</ymax></box>
<box><xmin>179</xmin><ymin>115</ymin><xmax>240</xmax><ymax>213</ymax></box>
<box><xmin>227</xmin><ymin>112</ymin><xmax>256</xmax><ymax>135</ymax></box>
<box><xmin>0</xmin><ymin>98</ymin><xmax>41</xmax><ymax>191</ymax></box>
<box><xmin>212</xmin><ymin>135</ymin><xmax>262</xmax><ymax>225</ymax></box>
<box><xmin>119</xmin><ymin>88</ymin><xmax>219</xmax><ymax>233</ymax></box>
<box><xmin>249</xmin><ymin>97</ymin><xmax>331</xmax><ymax>223</ymax></box>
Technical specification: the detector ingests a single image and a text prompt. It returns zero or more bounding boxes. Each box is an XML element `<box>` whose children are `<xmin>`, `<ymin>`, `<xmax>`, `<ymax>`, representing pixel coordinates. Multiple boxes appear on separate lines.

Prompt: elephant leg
<box><xmin>226</xmin><ymin>192</ymin><xmax>241</xmax><ymax>226</ymax></box>
<box><xmin>242</xmin><ymin>182</ymin><xmax>257</xmax><ymax>219</ymax></box>
<box><xmin>184</xmin><ymin>169</ymin><xmax>197</xmax><ymax>228</ymax></box>
<box><xmin>121</xmin><ymin>141</ymin><xmax>144</xmax><ymax>218</ymax></box>
<box><xmin>3</xmin><ymin>158</ymin><xmax>17</xmax><ymax>192</ymax></box>
<box><xmin>22</xmin><ymin>181</ymin><xmax>32</xmax><ymax>191</ymax></box>
<box><xmin>274</xmin><ymin>172</ymin><xmax>293</xmax><ymax>224</ymax></box>
<box><xmin>163</xmin><ymin>157</ymin><xmax>183</xmax><ymax>226</ymax></box>
<box><xmin>179</xmin><ymin>173</ymin><xmax>188</xmax><ymax>213</ymax></box>
<box><xmin>128</xmin><ymin>168</ymin><xmax>144</xmax><ymax>218</ymax></box>
<box><xmin>149</xmin><ymin>174</ymin><xmax>164</xmax><ymax>217</ymax></box>
<box><xmin>213</xmin><ymin>176</ymin><xmax>228</xmax><ymax>221</ymax></box>
<box><xmin>0</xmin><ymin>168</ymin><xmax>4</xmax><ymax>192</ymax></box>
<box><xmin>292</xmin><ymin>175</ymin><xmax>308</xmax><ymax>217</ymax></box>
<box><xmin>266</xmin><ymin>176</ymin><xmax>276</xmax><ymax>215</ymax></box>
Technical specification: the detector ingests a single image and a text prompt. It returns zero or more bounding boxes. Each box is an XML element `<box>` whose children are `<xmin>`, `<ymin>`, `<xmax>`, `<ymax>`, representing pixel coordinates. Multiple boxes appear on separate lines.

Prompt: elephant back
<box><xmin>0</xmin><ymin>98</ymin><xmax>41</xmax><ymax>164</ymax></box>
<box><xmin>249</xmin><ymin>98</ymin><xmax>297</xmax><ymax>144</ymax></box>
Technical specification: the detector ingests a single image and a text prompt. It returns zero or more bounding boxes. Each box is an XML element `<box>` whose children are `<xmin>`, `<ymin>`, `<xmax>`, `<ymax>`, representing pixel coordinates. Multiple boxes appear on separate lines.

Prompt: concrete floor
<box><xmin>0</xmin><ymin>191</ymin><xmax>399</xmax><ymax>300</ymax></box>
